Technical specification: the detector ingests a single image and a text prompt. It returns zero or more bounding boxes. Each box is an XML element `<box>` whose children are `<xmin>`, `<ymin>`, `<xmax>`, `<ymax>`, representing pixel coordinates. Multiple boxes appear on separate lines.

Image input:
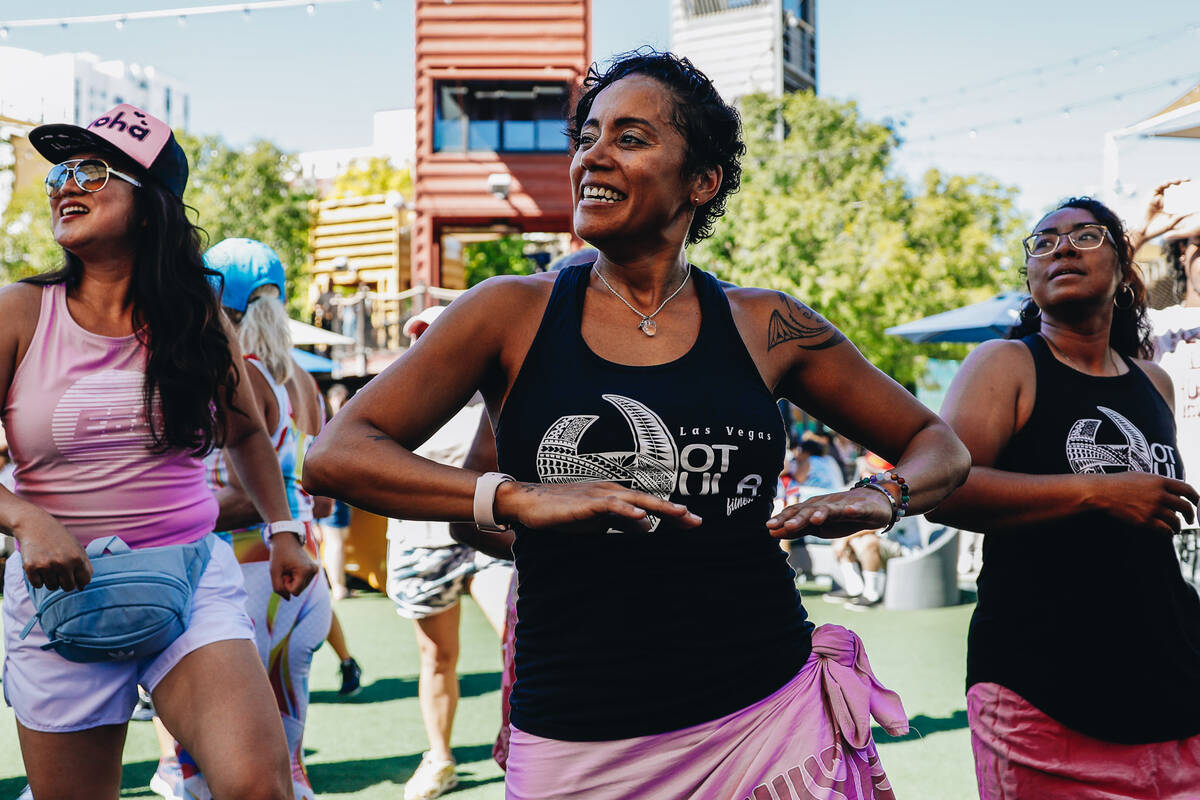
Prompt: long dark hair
<box><xmin>567</xmin><ymin>49</ymin><xmax>745</xmax><ymax>246</ymax></box>
<box><xmin>1008</xmin><ymin>196</ymin><xmax>1152</xmax><ymax>359</ymax></box>
<box><xmin>24</xmin><ymin>179</ymin><xmax>238</xmax><ymax>456</ymax></box>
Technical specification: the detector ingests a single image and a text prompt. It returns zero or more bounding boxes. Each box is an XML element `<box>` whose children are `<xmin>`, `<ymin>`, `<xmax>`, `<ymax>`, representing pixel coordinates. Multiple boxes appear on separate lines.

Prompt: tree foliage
<box><xmin>176</xmin><ymin>131</ymin><xmax>315</xmax><ymax>317</ymax></box>
<box><xmin>463</xmin><ymin>236</ymin><xmax>535</xmax><ymax>287</ymax></box>
<box><xmin>691</xmin><ymin>91</ymin><xmax>1027</xmax><ymax>388</ymax></box>
<box><xmin>332</xmin><ymin>156</ymin><xmax>412</xmax><ymax>201</ymax></box>
<box><xmin>0</xmin><ymin>182</ymin><xmax>59</xmax><ymax>282</ymax></box>
<box><xmin>1</xmin><ymin>133</ymin><xmax>315</xmax><ymax>320</ymax></box>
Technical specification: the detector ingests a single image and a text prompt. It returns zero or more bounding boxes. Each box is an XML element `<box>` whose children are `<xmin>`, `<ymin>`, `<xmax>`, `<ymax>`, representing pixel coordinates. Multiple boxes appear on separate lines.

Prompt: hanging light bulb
<box><xmin>373</xmin><ymin>0</ymin><xmax>384</xmax><ymax>8</ymax></box>
<box><xmin>0</xmin><ymin>26</ymin><xmax>8</xmax><ymax>39</ymax></box>
<box><xmin>968</xmin><ymin>129</ymin><xmax>978</xmax><ymax>140</ymax></box>
<box><xmin>306</xmin><ymin>3</ymin><xmax>316</xmax><ymax>15</ymax></box>
<box><xmin>115</xmin><ymin>17</ymin><xmax>126</xmax><ymax>30</ymax></box>
<box><xmin>177</xmin><ymin>14</ymin><xmax>187</xmax><ymax>26</ymax></box>
<box><xmin>243</xmin><ymin>7</ymin><xmax>252</xmax><ymax>21</ymax></box>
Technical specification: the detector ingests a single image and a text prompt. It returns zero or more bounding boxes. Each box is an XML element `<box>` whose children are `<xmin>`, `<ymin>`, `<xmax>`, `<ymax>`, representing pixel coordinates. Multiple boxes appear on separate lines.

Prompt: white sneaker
<box><xmin>403</xmin><ymin>752</ymin><xmax>458</xmax><ymax>800</ymax></box>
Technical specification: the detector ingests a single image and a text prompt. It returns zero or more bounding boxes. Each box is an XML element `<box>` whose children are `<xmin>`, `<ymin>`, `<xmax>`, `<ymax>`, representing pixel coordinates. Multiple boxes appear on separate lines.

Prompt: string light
<box><xmin>0</xmin><ymin>26</ymin><xmax>7</xmax><ymax>39</ymax></box>
<box><xmin>0</xmin><ymin>0</ymin><xmax>355</xmax><ymax>32</ymax></box>
<box><xmin>176</xmin><ymin>14</ymin><xmax>186</xmax><ymax>26</ymax></box>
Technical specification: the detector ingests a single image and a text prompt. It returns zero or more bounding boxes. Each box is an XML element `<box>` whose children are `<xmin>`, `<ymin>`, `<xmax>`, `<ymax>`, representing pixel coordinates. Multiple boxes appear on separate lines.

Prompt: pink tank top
<box><xmin>2</xmin><ymin>283</ymin><xmax>218</xmax><ymax>549</ymax></box>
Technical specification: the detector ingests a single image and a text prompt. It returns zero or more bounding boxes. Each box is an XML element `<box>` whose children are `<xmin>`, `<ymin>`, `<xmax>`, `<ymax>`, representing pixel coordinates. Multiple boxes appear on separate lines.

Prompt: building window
<box><xmin>685</xmin><ymin>0</ymin><xmax>764</xmax><ymax>17</ymax></box>
<box><xmin>433</xmin><ymin>81</ymin><xmax>568</xmax><ymax>153</ymax></box>
<box><xmin>783</xmin><ymin>0</ymin><xmax>812</xmax><ymax>24</ymax></box>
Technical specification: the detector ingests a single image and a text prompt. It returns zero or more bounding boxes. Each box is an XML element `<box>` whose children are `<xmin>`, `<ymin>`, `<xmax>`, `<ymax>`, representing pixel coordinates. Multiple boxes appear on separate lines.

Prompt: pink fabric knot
<box><xmin>811</xmin><ymin>623</ymin><xmax>909</xmax><ymax>749</ymax></box>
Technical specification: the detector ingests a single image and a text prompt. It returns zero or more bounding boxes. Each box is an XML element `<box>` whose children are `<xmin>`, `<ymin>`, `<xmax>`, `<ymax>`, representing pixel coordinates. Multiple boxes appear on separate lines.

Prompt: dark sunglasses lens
<box><xmin>75</xmin><ymin>161</ymin><xmax>109</xmax><ymax>192</ymax></box>
<box><xmin>45</xmin><ymin>163</ymin><xmax>70</xmax><ymax>196</ymax></box>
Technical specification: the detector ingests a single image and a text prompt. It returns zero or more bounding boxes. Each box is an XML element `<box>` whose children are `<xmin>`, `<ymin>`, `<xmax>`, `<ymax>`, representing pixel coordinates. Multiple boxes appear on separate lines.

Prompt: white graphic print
<box><xmin>536</xmin><ymin>394</ymin><xmax>679</xmax><ymax>531</ymax></box>
<box><xmin>52</xmin><ymin>369</ymin><xmax>151</xmax><ymax>466</ymax></box>
<box><xmin>1065</xmin><ymin>405</ymin><xmax>1177</xmax><ymax>477</ymax></box>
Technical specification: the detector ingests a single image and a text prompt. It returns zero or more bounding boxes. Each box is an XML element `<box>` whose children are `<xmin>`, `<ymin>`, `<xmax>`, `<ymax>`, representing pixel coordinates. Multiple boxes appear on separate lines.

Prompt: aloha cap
<box><xmin>29</xmin><ymin>104</ymin><xmax>188</xmax><ymax>198</ymax></box>
<box><xmin>403</xmin><ymin>305</ymin><xmax>445</xmax><ymax>338</ymax></box>
<box><xmin>204</xmin><ymin>238</ymin><xmax>287</xmax><ymax>313</ymax></box>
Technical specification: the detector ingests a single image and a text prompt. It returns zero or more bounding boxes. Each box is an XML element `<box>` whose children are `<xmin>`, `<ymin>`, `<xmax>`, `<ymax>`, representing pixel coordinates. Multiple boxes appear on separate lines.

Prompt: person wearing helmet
<box><xmin>177</xmin><ymin>237</ymin><xmax>338</xmax><ymax>800</ymax></box>
<box><xmin>0</xmin><ymin>105</ymin><xmax>316</xmax><ymax>800</ymax></box>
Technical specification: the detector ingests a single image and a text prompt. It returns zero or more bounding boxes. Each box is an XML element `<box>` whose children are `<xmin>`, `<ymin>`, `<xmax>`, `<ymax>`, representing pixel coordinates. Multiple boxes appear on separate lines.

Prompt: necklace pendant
<box><xmin>639</xmin><ymin>318</ymin><xmax>657</xmax><ymax>337</ymax></box>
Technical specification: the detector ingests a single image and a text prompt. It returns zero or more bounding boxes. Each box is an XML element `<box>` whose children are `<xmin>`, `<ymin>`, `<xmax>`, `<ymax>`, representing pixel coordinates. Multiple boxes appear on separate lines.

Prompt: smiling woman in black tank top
<box><xmin>306</xmin><ymin>51</ymin><xmax>969</xmax><ymax>800</ymax></box>
<box><xmin>932</xmin><ymin>197</ymin><xmax>1200</xmax><ymax>799</ymax></box>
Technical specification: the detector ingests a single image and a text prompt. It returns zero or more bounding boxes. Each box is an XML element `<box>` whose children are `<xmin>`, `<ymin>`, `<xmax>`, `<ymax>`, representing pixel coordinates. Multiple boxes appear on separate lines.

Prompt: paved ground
<box><xmin>0</xmin><ymin>582</ymin><xmax>980</xmax><ymax>799</ymax></box>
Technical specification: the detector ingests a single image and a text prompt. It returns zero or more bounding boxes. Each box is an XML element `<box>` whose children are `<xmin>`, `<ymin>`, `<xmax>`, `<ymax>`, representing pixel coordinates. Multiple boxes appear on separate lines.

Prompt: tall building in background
<box><xmin>411</xmin><ymin>0</ymin><xmax>590</xmax><ymax>291</ymax></box>
<box><xmin>0</xmin><ymin>47</ymin><xmax>190</xmax><ymax>130</ymax></box>
<box><xmin>669</xmin><ymin>0</ymin><xmax>816</xmax><ymax>102</ymax></box>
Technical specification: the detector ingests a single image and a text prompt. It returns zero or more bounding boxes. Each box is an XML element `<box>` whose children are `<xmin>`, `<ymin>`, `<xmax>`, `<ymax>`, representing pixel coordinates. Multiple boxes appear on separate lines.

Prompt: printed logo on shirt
<box><xmin>1065</xmin><ymin>405</ymin><xmax>1179</xmax><ymax>478</ymax></box>
<box><xmin>52</xmin><ymin>369</ymin><xmax>152</xmax><ymax>465</ymax></box>
<box><xmin>535</xmin><ymin>394</ymin><xmax>769</xmax><ymax>528</ymax></box>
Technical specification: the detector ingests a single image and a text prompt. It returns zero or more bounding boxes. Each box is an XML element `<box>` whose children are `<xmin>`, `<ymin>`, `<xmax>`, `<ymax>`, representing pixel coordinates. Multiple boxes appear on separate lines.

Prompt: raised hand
<box><xmin>765</xmin><ymin>486</ymin><xmax>894</xmax><ymax>540</ymax></box>
<box><xmin>497</xmin><ymin>480</ymin><xmax>702</xmax><ymax>535</ymax></box>
<box><xmin>1132</xmin><ymin>179</ymin><xmax>1197</xmax><ymax>250</ymax></box>
<box><xmin>1089</xmin><ymin>472</ymin><xmax>1198</xmax><ymax>535</ymax></box>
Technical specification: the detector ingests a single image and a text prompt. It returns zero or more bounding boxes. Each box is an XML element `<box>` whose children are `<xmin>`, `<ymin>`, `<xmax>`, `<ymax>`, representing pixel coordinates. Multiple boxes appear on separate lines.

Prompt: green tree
<box><xmin>463</xmin><ymin>236</ymin><xmax>535</xmax><ymax>287</ymax></box>
<box><xmin>177</xmin><ymin>131</ymin><xmax>315</xmax><ymax>317</ymax></box>
<box><xmin>692</xmin><ymin>91</ymin><xmax>1027</xmax><ymax>388</ymax></box>
<box><xmin>1</xmin><ymin>183</ymin><xmax>59</xmax><ymax>282</ymax></box>
<box><xmin>332</xmin><ymin>156</ymin><xmax>413</xmax><ymax>200</ymax></box>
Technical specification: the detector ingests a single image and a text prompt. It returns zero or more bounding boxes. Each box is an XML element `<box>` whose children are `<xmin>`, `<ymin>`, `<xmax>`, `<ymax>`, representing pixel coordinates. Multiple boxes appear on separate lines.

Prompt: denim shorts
<box><xmin>2</xmin><ymin>534</ymin><xmax>254</xmax><ymax>733</ymax></box>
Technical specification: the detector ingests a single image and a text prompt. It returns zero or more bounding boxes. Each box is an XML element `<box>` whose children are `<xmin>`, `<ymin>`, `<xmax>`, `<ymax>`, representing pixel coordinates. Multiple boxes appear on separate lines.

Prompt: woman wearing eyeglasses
<box><xmin>0</xmin><ymin>105</ymin><xmax>317</xmax><ymax>799</ymax></box>
<box><xmin>930</xmin><ymin>197</ymin><xmax>1200</xmax><ymax>799</ymax></box>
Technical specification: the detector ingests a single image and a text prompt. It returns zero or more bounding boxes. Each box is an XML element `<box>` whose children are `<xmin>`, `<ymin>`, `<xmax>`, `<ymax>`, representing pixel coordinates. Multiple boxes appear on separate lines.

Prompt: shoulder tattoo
<box><xmin>767</xmin><ymin>294</ymin><xmax>846</xmax><ymax>351</ymax></box>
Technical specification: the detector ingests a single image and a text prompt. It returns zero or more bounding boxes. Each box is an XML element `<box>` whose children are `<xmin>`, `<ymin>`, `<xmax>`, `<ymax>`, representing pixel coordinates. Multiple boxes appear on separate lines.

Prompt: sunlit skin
<box><xmin>48</xmin><ymin>151</ymin><xmax>140</xmax><ymax>267</ymax></box>
<box><xmin>1025</xmin><ymin>206</ymin><xmax>1126</xmax><ymax>374</ymax></box>
<box><xmin>570</xmin><ymin>74</ymin><xmax>716</xmax><ymax>281</ymax></box>
<box><xmin>1182</xmin><ymin>234</ymin><xmax>1200</xmax><ymax>307</ymax></box>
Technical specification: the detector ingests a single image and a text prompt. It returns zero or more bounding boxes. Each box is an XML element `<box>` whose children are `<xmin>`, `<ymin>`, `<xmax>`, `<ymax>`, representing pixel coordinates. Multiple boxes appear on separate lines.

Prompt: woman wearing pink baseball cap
<box><xmin>0</xmin><ymin>104</ymin><xmax>317</xmax><ymax>799</ymax></box>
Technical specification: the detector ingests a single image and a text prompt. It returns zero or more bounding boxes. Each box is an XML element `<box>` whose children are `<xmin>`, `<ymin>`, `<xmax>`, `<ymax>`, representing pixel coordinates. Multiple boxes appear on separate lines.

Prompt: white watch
<box><xmin>473</xmin><ymin>472</ymin><xmax>515</xmax><ymax>533</ymax></box>
<box><xmin>264</xmin><ymin>520</ymin><xmax>307</xmax><ymax>547</ymax></box>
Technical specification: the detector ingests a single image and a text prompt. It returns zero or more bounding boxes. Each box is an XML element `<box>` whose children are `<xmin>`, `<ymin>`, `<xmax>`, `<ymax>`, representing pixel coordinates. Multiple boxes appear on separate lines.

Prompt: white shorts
<box><xmin>386</xmin><ymin>542</ymin><xmax>510</xmax><ymax>620</ymax></box>
<box><xmin>2</xmin><ymin>535</ymin><xmax>254</xmax><ymax>733</ymax></box>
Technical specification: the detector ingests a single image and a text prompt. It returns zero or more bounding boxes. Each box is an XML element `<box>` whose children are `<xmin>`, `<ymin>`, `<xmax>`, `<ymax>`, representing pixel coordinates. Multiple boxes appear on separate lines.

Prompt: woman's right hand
<box><xmin>1131</xmin><ymin>178</ymin><xmax>1194</xmax><ymax>252</ymax></box>
<box><xmin>14</xmin><ymin>508</ymin><xmax>92</xmax><ymax>591</ymax></box>
<box><xmin>1088</xmin><ymin>472</ymin><xmax>1199</xmax><ymax>535</ymax></box>
<box><xmin>496</xmin><ymin>480</ymin><xmax>702</xmax><ymax>534</ymax></box>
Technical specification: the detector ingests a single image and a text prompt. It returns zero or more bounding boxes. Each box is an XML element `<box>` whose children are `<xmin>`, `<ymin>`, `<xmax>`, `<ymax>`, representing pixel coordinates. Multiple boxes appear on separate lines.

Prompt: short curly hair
<box><xmin>567</xmin><ymin>49</ymin><xmax>744</xmax><ymax>246</ymax></box>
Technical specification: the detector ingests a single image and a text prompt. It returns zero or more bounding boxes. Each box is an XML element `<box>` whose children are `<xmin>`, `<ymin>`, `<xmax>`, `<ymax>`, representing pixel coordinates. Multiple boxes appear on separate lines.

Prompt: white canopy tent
<box><xmin>1104</xmin><ymin>83</ymin><xmax>1200</xmax><ymax>197</ymax></box>
<box><xmin>287</xmin><ymin>318</ymin><xmax>355</xmax><ymax>347</ymax></box>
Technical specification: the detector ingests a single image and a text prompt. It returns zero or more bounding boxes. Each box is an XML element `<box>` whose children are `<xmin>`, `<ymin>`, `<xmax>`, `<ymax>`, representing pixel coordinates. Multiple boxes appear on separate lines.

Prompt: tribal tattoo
<box><xmin>766</xmin><ymin>294</ymin><xmax>846</xmax><ymax>351</ymax></box>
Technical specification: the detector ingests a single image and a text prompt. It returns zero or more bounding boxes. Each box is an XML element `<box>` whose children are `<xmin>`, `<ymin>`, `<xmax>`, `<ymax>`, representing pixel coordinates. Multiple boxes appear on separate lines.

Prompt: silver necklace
<box><xmin>1041</xmin><ymin>334</ymin><xmax>1118</xmax><ymax>376</ymax></box>
<box><xmin>593</xmin><ymin>264</ymin><xmax>692</xmax><ymax>337</ymax></box>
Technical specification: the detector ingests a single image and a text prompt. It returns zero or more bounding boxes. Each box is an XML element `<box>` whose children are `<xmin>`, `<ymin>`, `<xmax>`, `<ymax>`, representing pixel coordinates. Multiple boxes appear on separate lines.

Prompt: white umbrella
<box><xmin>288</xmin><ymin>318</ymin><xmax>355</xmax><ymax>346</ymax></box>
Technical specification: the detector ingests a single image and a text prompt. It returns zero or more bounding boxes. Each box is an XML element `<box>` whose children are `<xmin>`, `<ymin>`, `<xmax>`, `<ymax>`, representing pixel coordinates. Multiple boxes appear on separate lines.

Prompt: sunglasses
<box><xmin>45</xmin><ymin>158</ymin><xmax>143</xmax><ymax>198</ymax></box>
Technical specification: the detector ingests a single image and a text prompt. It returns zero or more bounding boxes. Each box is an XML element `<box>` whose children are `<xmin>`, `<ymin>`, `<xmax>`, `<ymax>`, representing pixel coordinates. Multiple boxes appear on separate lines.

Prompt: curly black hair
<box><xmin>1167</xmin><ymin>237</ymin><xmax>1188</xmax><ymax>299</ymax></box>
<box><xmin>567</xmin><ymin>48</ymin><xmax>744</xmax><ymax>246</ymax></box>
<box><xmin>1009</xmin><ymin>196</ymin><xmax>1153</xmax><ymax>359</ymax></box>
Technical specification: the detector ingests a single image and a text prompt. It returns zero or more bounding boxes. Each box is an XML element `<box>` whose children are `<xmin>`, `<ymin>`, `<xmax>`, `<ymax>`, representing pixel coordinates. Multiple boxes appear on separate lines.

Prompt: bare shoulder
<box><xmin>0</xmin><ymin>282</ymin><xmax>45</xmax><ymax>345</ymax></box>
<box><xmin>449</xmin><ymin>272</ymin><xmax>557</xmax><ymax>324</ymax></box>
<box><xmin>1134</xmin><ymin>358</ymin><xmax>1175</xmax><ymax>405</ymax></box>
<box><xmin>961</xmin><ymin>338</ymin><xmax>1034</xmax><ymax>372</ymax></box>
<box><xmin>722</xmin><ymin>285</ymin><xmax>846</xmax><ymax>352</ymax></box>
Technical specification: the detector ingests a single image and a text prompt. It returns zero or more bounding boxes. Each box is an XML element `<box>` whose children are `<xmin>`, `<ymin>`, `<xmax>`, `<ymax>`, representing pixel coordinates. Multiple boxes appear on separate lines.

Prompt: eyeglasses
<box><xmin>45</xmin><ymin>158</ymin><xmax>142</xmax><ymax>198</ymax></box>
<box><xmin>1022</xmin><ymin>224</ymin><xmax>1111</xmax><ymax>257</ymax></box>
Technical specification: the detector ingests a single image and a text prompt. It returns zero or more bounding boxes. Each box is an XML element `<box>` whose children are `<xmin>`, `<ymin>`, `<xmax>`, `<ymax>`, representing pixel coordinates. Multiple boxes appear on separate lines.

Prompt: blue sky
<box><xmin>4</xmin><ymin>0</ymin><xmax>1199</xmax><ymax>221</ymax></box>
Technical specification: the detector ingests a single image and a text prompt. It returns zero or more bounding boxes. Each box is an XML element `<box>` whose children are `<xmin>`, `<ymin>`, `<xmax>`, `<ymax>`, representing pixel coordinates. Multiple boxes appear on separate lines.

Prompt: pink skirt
<box><xmin>505</xmin><ymin>624</ymin><xmax>908</xmax><ymax>800</ymax></box>
<box><xmin>968</xmin><ymin>682</ymin><xmax>1200</xmax><ymax>800</ymax></box>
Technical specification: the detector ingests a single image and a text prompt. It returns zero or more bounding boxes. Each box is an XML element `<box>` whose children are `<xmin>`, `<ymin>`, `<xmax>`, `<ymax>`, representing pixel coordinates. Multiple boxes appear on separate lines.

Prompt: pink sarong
<box><xmin>968</xmin><ymin>682</ymin><xmax>1200</xmax><ymax>800</ymax></box>
<box><xmin>505</xmin><ymin>624</ymin><xmax>908</xmax><ymax>800</ymax></box>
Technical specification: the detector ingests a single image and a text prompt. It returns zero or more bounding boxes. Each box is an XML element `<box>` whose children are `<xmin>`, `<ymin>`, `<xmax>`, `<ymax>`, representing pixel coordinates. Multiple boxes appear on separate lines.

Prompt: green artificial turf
<box><xmin>0</xmin><ymin>585</ymin><xmax>979</xmax><ymax>799</ymax></box>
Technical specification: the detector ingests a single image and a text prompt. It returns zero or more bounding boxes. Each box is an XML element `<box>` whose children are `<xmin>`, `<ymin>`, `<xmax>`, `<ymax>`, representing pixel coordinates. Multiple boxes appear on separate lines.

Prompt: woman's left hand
<box><xmin>766</xmin><ymin>487</ymin><xmax>894</xmax><ymax>539</ymax></box>
<box><xmin>268</xmin><ymin>534</ymin><xmax>319</xmax><ymax>598</ymax></box>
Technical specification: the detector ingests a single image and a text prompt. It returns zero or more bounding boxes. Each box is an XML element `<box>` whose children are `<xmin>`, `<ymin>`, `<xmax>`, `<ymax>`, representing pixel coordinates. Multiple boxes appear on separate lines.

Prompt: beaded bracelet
<box><xmin>852</xmin><ymin>471</ymin><xmax>910</xmax><ymax>532</ymax></box>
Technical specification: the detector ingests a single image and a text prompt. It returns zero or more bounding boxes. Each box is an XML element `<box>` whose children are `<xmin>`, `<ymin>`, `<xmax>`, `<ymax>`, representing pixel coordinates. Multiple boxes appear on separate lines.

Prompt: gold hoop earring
<box><xmin>1114</xmin><ymin>282</ymin><xmax>1135</xmax><ymax>310</ymax></box>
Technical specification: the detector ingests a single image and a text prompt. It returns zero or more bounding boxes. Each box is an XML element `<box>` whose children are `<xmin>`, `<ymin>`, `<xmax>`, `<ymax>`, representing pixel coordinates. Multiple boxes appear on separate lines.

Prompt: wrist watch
<box><xmin>264</xmin><ymin>519</ymin><xmax>307</xmax><ymax>547</ymax></box>
<box><xmin>473</xmin><ymin>472</ymin><xmax>516</xmax><ymax>533</ymax></box>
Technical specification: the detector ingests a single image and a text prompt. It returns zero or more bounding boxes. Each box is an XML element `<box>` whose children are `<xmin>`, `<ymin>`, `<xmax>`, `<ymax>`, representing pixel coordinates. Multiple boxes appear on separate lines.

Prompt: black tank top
<box><xmin>496</xmin><ymin>263</ymin><xmax>813</xmax><ymax>741</ymax></box>
<box><xmin>967</xmin><ymin>334</ymin><xmax>1200</xmax><ymax>744</ymax></box>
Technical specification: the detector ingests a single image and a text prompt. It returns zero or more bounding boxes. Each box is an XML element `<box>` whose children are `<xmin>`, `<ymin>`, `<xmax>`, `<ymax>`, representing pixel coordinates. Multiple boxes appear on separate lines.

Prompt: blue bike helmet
<box><xmin>204</xmin><ymin>238</ymin><xmax>286</xmax><ymax>312</ymax></box>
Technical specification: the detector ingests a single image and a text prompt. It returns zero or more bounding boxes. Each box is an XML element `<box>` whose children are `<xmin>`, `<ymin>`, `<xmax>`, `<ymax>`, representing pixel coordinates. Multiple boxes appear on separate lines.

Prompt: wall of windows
<box><xmin>433</xmin><ymin>81</ymin><xmax>569</xmax><ymax>154</ymax></box>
